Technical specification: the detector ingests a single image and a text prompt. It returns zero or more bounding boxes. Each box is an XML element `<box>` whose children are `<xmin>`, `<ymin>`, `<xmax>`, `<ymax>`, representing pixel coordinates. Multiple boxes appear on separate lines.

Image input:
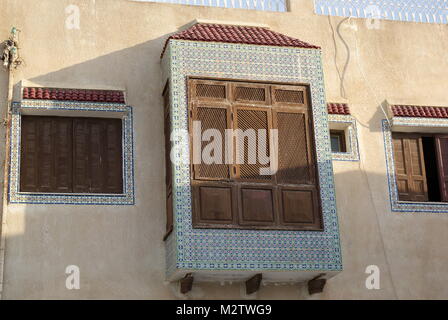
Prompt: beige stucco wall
<box><xmin>0</xmin><ymin>0</ymin><xmax>447</xmax><ymax>299</ymax></box>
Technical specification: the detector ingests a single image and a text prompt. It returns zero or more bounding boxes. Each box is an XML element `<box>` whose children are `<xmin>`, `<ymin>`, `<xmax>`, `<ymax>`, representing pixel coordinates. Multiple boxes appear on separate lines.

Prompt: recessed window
<box><xmin>392</xmin><ymin>132</ymin><xmax>448</xmax><ymax>202</ymax></box>
<box><xmin>330</xmin><ymin>130</ymin><xmax>346</xmax><ymax>153</ymax></box>
<box><xmin>20</xmin><ymin>115</ymin><xmax>123</xmax><ymax>194</ymax></box>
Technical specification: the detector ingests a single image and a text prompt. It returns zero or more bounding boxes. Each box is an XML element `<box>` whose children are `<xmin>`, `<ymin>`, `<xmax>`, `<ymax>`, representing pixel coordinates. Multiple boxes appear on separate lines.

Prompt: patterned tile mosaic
<box><xmin>329</xmin><ymin>114</ymin><xmax>360</xmax><ymax>161</ymax></box>
<box><xmin>383</xmin><ymin>118</ymin><xmax>448</xmax><ymax>213</ymax></box>
<box><xmin>315</xmin><ymin>0</ymin><xmax>448</xmax><ymax>24</ymax></box>
<box><xmin>9</xmin><ymin>100</ymin><xmax>135</xmax><ymax>205</ymax></box>
<box><xmin>164</xmin><ymin>39</ymin><xmax>343</xmax><ymax>278</ymax></box>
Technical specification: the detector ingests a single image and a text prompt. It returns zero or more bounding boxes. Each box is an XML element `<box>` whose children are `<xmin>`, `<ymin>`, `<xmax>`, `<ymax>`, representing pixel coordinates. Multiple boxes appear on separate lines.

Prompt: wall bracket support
<box><xmin>180</xmin><ymin>273</ymin><xmax>194</xmax><ymax>294</ymax></box>
<box><xmin>308</xmin><ymin>274</ymin><xmax>327</xmax><ymax>295</ymax></box>
<box><xmin>246</xmin><ymin>273</ymin><xmax>262</xmax><ymax>295</ymax></box>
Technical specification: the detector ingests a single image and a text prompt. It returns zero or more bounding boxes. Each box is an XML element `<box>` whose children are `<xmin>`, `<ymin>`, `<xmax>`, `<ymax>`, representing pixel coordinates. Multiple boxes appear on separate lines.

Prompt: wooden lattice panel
<box><xmin>235</xmin><ymin>108</ymin><xmax>271</xmax><ymax>181</ymax></box>
<box><xmin>273</xmin><ymin>88</ymin><xmax>305</xmax><ymax>105</ymax></box>
<box><xmin>234</xmin><ymin>86</ymin><xmax>266</xmax><ymax>103</ymax></box>
<box><xmin>194</xmin><ymin>106</ymin><xmax>230</xmax><ymax>180</ymax></box>
<box><xmin>276</xmin><ymin>112</ymin><xmax>311</xmax><ymax>184</ymax></box>
<box><xmin>196</xmin><ymin>83</ymin><xmax>226</xmax><ymax>99</ymax></box>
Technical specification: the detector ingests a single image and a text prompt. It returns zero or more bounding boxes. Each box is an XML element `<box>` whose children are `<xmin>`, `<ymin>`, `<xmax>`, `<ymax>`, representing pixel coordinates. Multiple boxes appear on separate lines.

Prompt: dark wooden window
<box><xmin>330</xmin><ymin>130</ymin><xmax>346</xmax><ymax>153</ymax></box>
<box><xmin>391</xmin><ymin>132</ymin><xmax>448</xmax><ymax>203</ymax></box>
<box><xmin>20</xmin><ymin>116</ymin><xmax>123</xmax><ymax>194</ymax></box>
<box><xmin>187</xmin><ymin>79</ymin><xmax>323</xmax><ymax>231</ymax></box>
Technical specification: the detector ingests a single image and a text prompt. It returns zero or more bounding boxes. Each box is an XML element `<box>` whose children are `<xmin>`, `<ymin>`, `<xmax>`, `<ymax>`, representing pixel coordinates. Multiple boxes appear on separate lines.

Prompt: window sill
<box><xmin>397</xmin><ymin>200</ymin><xmax>448</xmax><ymax>205</ymax></box>
<box><xmin>192</xmin><ymin>222</ymin><xmax>324</xmax><ymax>232</ymax></box>
<box><xmin>390</xmin><ymin>200</ymin><xmax>448</xmax><ymax>213</ymax></box>
<box><xmin>17</xmin><ymin>191</ymin><xmax>126</xmax><ymax>196</ymax></box>
<box><xmin>9</xmin><ymin>191</ymin><xmax>134</xmax><ymax>205</ymax></box>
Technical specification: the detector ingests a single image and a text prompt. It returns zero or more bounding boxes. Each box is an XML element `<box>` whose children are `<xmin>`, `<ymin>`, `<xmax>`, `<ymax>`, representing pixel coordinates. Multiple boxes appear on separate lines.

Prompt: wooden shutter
<box><xmin>232</xmin><ymin>83</ymin><xmax>269</xmax><ymax>104</ymax></box>
<box><xmin>20</xmin><ymin>116</ymin><xmax>123</xmax><ymax>193</ymax></box>
<box><xmin>271</xmin><ymin>85</ymin><xmax>308</xmax><ymax>107</ymax></box>
<box><xmin>20</xmin><ymin>116</ymin><xmax>73</xmax><ymax>193</ymax></box>
<box><xmin>37</xmin><ymin>117</ymin><xmax>54</xmax><ymax>192</ymax></box>
<box><xmin>189</xmin><ymin>79</ymin><xmax>236</xmax><ymax>227</ymax></box>
<box><xmin>233</xmin><ymin>106</ymin><xmax>273</xmax><ymax>182</ymax></box>
<box><xmin>192</xmin><ymin>80</ymin><xmax>227</xmax><ymax>101</ymax></box>
<box><xmin>21</xmin><ymin>116</ymin><xmax>122</xmax><ymax>194</ymax></box>
<box><xmin>73</xmin><ymin>119</ymin><xmax>90</xmax><ymax>193</ymax></box>
<box><xmin>103</xmin><ymin>119</ymin><xmax>123</xmax><ymax>193</ymax></box>
<box><xmin>435</xmin><ymin>136</ymin><xmax>448</xmax><ymax>201</ymax></box>
<box><xmin>192</xmin><ymin>181</ymin><xmax>237</xmax><ymax>226</ymax></box>
<box><xmin>274</xmin><ymin>108</ymin><xmax>321</xmax><ymax>229</ymax></box>
<box><xmin>20</xmin><ymin>116</ymin><xmax>39</xmax><ymax>191</ymax></box>
<box><xmin>233</xmin><ymin>105</ymin><xmax>277</xmax><ymax>226</ymax></box>
<box><xmin>53</xmin><ymin>118</ymin><xmax>73</xmax><ymax>192</ymax></box>
<box><xmin>192</xmin><ymin>104</ymin><xmax>232</xmax><ymax>180</ymax></box>
<box><xmin>88</xmin><ymin>119</ymin><xmax>105</xmax><ymax>193</ymax></box>
<box><xmin>392</xmin><ymin>133</ymin><xmax>428</xmax><ymax>201</ymax></box>
<box><xmin>275</xmin><ymin>110</ymin><xmax>314</xmax><ymax>185</ymax></box>
<box><xmin>73</xmin><ymin>118</ymin><xmax>122</xmax><ymax>194</ymax></box>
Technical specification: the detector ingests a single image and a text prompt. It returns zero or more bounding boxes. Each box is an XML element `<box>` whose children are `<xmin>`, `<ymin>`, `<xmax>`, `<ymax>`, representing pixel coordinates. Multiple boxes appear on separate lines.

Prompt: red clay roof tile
<box><xmin>392</xmin><ymin>105</ymin><xmax>448</xmax><ymax>118</ymax></box>
<box><xmin>327</xmin><ymin>103</ymin><xmax>350</xmax><ymax>115</ymax></box>
<box><xmin>23</xmin><ymin>87</ymin><xmax>125</xmax><ymax>103</ymax></box>
<box><xmin>161</xmin><ymin>23</ymin><xmax>319</xmax><ymax>58</ymax></box>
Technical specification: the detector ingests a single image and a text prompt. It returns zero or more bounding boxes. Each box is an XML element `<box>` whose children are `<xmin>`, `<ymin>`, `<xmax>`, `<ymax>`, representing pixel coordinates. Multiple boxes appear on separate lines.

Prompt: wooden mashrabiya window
<box><xmin>185</xmin><ymin>78</ymin><xmax>323</xmax><ymax>231</ymax></box>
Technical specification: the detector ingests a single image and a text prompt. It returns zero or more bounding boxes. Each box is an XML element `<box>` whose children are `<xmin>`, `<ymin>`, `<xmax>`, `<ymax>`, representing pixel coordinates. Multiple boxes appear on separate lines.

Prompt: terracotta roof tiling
<box><xmin>161</xmin><ymin>23</ymin><xmax>320</xmax><ymax>58</ymax></box>
<box><xmin>392</xmin><ymin>105</ymin><xmax>448</xmax><ymax>118</ymax></box>
<box><xmin>22</xmin><ymin>87</ymin><xmax>125</xmax><ymax>103</ymax></box>
<box><xmin>327</xmin><ymin>103</ymin><xmax>350</xmax><ymax>115</ymax></box>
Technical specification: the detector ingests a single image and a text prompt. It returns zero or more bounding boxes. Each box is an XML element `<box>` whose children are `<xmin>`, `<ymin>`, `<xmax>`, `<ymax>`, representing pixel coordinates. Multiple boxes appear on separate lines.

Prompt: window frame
<box><xmin>391</xmin><ymin>131</ymin><xmax>448</xmax><ymax>204</ymax></box>
<box><xmin>330</xmin><ymin>129</ymin><xmax>347</xmax><ymax>153</ymax></box>
<box><xmin>9</xmin><ymin>100</ymin><xmax>135</xmax><ymax>205</ymax></box>
<box><xmin>186</xmin><ymin>77</ymin><xmax>323</xmax><ymax>231</ymax></box>
<box><xmin>328</xmin><ymin>114</ymin><xmax>360</xmax><ymax>161</ymax></box>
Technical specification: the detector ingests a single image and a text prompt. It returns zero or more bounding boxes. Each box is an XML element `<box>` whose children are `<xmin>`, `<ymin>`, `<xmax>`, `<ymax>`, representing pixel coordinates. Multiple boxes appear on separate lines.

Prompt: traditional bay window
<box><xmin>187</xmin><ymin>78</ymin><xmax>322</xmax><ymax>231</ymax></box>
<box><xmin>161</xmin><ymin>22</ymin><xmax>342</xmax><ymax>285</ymax></box>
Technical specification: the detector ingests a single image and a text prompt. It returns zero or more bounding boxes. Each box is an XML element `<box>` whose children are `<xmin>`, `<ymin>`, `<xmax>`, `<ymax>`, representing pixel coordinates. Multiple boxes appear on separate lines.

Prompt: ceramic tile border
<box><xmin>382</xmin><ymin>118</ymin><xmax>448</xmax><ymax>213</ymax></box>
<box><xmin>9</xmin><ymin>100</ymin><xmax>135</xmax><ymax>205</ymax></box>
<box><xmin>165</xmin><ymin>39</ymin><xmax>343</xmax><ymax>276</ymax></box>
<box><xmin>328</xmin><ymin>114</ymin><xmax>360</xmax><ymax>162</ymax></box>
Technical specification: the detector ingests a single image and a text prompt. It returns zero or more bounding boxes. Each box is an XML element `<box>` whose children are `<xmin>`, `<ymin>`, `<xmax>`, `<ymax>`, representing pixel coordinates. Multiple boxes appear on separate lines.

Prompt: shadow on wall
<box><xmin>3</xmin><ymin>36</ymin><xmax>174</xmax><ymax>299</ymax></box>
<box><xmin>28</xmin><ymin>36</ymin><xmax>168</xmax><ymax>107</ymax></box>
<box><xmin>4</xmin><ymin>141</ymin><xmax>448</xmax><ymax>299</ymax></box>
